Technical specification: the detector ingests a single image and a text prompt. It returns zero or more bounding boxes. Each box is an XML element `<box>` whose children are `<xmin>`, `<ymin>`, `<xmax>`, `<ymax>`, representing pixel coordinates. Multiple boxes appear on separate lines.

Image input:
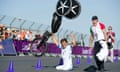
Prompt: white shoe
<box><xmin>56</xmin><ymin>65</ymin><xmax>73</xmax><ymax>71</ymax></box>
<box><xmin>62</xmin><ymin>67</ymin><xmax>73</xmax><ymax>71</ymax></box>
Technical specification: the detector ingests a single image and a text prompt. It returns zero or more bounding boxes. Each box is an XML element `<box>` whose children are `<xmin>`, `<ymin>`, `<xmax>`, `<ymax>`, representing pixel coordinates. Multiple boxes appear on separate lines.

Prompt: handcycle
<box><xmin>30</xmin><ymin>31</ymin><xmax>51</xmax><ymax>57</ymax></box>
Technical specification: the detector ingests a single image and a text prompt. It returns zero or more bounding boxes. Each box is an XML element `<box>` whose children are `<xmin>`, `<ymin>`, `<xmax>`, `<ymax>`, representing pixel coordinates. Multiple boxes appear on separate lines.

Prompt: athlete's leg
<box><xmin>51</xmin><ymin>12</ymin><xmax>62</xmax><ymax>33</ymax></box>
<box><xmin>110</xmin><ymin>48</ymin><xmax>114</xmax><ymax>62</ymax></box>
<box><xmin>96</xmin><ymin>41</ymin><xmax>108</xmax><ymax>72</ymax></box>
<box><xmin>104</xmin><ymin>56</ymin><xmax>108</xmax><ymax>62</ymax></box>
<box><xmin>94</xmin><ymin>41</ymin><xmax>101</xmax><ymax>70</ymax></box>
<box><xmin>94</xmin><ymin>41</ymin><xmax>105</xmax><ymax>72</ymax></box>
<box><xmin>95</xmin><ymin>56</ymin><xmax>104</xmax><ymax>71</ymax></box>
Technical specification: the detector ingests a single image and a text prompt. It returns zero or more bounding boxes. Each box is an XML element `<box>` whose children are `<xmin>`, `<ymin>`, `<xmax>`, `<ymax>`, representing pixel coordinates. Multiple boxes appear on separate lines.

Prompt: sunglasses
<box><xmin>108</xmin><ymin>29</ymin><xmax>112</xmax><ymax>30</ymax></box>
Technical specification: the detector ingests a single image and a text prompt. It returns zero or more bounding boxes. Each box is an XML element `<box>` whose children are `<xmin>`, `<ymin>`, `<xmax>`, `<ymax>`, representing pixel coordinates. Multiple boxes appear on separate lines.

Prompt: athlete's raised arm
<box><xmin>71</xmin><ymin>32</ymin><xmax>76</xmax><ymax>47</ymax></box>
<box><xmin>51</xmin><ymin>33</ymin><xmax>59</xmax><ymax>46</ymax></box>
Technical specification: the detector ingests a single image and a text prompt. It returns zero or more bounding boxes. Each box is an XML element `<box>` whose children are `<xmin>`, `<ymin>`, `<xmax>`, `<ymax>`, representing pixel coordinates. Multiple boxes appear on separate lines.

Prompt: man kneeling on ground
<box><xmin>52</xmin><ymin>32</ymin><xmax>76</xmax><ymax>71</ymax></box>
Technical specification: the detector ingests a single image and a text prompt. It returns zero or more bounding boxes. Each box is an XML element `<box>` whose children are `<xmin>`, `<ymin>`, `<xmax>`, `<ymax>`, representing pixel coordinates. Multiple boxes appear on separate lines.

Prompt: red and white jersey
<box><xmin>90</xmin><ymin>22</ymin><xmax>106</xmax><ymax>41</ymax></box>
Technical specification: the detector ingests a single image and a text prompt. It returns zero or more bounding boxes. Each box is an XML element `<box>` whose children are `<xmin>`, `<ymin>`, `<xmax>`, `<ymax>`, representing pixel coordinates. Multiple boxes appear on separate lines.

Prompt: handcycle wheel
<box><xmin>30</xmin><ymin>38</ymin><xmax>48</xmax><ymax>57</ymax></box>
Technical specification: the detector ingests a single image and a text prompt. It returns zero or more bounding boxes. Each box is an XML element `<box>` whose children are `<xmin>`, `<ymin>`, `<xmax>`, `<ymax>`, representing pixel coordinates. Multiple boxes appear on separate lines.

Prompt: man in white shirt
<box><xmin>52</xmin><ymin>32</ymin><xmax>76</xmax><ymax>71</ymax></box>
<box><xmin>89</xmin><ymin>16</ymin><xmax>108</xmax><ymax>72</ymax></box>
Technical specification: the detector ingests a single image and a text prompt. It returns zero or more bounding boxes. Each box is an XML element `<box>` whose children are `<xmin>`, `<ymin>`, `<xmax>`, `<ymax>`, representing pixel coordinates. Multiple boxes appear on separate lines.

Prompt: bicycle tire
<box><xmin>30</xmin><ymin>38</ymin><xmax>48</xmax><ymax>57</ymax></box>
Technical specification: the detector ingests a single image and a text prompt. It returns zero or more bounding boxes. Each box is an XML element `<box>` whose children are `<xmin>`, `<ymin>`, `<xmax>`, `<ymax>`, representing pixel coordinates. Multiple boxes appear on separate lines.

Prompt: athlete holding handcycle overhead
<box><xmin>30</xmin><ymin>0</ymin><xmax>81</xmax><ymax>57</ymax></box>
<box><xmin>52</xmin><ymin>32</ymin><xmax>76</xmax><ymax>70</ymax></box>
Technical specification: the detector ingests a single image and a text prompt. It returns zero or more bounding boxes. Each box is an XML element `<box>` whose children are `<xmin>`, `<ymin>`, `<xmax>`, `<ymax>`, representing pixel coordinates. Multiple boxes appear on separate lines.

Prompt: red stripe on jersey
<box><xmin>99</xmin><ymin>23</ymin><xmax>105</xmax><ymax>30</ymax></box>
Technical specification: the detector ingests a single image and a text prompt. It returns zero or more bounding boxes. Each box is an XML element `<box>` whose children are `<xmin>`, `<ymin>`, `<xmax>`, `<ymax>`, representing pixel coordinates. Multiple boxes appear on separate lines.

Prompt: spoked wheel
<box><xmin>30</xmin><ymin>38</ymin><xmax>48</xmax><ymax>57</ymax></box>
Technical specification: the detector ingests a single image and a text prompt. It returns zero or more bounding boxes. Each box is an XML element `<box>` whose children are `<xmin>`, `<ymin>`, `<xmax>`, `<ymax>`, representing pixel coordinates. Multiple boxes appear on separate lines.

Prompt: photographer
<box><xmin>105</xmin><ymin>26</ymin><xmax>115</xmax><ymax>62</ymax></box>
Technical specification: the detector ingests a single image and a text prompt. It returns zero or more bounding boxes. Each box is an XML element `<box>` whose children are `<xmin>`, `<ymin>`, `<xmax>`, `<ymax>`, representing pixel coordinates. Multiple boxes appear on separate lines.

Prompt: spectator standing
<box><xmin>25</xmin><ymin>31</ymin><xmax>33</xmax><ymax>41</ymax></box>
<box><xmin>105</xmin><ymin>26</ymin><xmax>115</xmax><ymax>62</ymax></box>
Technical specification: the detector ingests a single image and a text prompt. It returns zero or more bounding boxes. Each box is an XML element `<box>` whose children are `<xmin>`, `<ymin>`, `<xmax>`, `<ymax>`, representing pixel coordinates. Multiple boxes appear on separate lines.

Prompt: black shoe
<box><xmin>84</xmin><ymin>65</ymin><xmax>97</xmax><ymax>72</ymax></box>
<box><xmin>97</xmin><ymin>67</ymin><xmax>101</xmax><ymax>71</ymax></box>
<box><xmin>100</xmin><ymin>69</ymin><xmax>104</xmax><ymax>72</ymax></box>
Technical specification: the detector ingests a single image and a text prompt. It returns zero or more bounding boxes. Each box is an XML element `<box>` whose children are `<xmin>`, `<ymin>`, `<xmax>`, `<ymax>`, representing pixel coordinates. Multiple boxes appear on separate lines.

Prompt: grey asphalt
<box><xmin>0</xmin><ymin>56</ymin><xmax>120</xmax><ymax>72</ymax></box>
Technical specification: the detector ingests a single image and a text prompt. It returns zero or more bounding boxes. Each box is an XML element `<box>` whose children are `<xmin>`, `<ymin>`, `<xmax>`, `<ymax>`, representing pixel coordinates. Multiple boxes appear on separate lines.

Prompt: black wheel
<box><xmin>56</xmin><ymin>0</ymin><xmax>72</xmax><ymax>16</ymax></box>
<box><xmin>65</xmin><ymin>0</ymin><xmax>81</xmax><ymax>19</ymax></box>
<box><xmin>30</xmin><ymin>38</ymin><xmax>48</xmax><ymax>57</ymax></box>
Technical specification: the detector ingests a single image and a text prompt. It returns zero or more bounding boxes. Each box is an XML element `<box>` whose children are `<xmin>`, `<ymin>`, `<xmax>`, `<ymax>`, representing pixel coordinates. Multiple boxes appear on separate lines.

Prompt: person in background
<box><xmin>4</xmin><ymin>28</ymin><xmax>11</xmax><ymax>39</ymax></box>
<box><xmin>29</xmin><ymin>31</ymin><xmax>33</xmax><ymax>41</ymax></box>
<box><xmin>17</xmin><ymin>31</ymin><xmax>21</xmax><ymax>40</ymax></box>
<box><xmin>20</xmin><ymin>30</ymin><xmax>26</xmax><ymax>40</ymax></box>
<box><xmin>0</xmin><ymin>24</ymin><xmax>4</xmax><ymax>40</ymax></box>
<box><xmin>0</xmin><ymin>38</ymin><xmax>3</xmax><ymax>49</ymax></box>
<box><xmin>12</xmin><ymin>30</ymin><xmax>17</xmax><ymax>40</ymax></box>
<box><xmin>52</xmin><ymin>32</ymin><xmax>76</xmax><ymax>71</ymax></box>
<box><xmin>0</xmin><ymin>24</ymin><xmax>4</xmax><ymax>50</ymax></box>
<box><xmin>105</xmin><ymin>26</ymin><xmax>115</xmax><ymax>62</ymax></box>
<box><xmin>25</xmin><ymin>31</ymin><xmax>33</xmax><ymax>41</ymax></box>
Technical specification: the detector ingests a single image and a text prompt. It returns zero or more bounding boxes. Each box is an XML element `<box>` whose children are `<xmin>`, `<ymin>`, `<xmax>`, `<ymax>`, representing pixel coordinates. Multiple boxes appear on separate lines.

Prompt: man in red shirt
<box><xmin>105</xmin><ymin>26</ymin><xmax>115</xmax><ymax>62</ymax></box>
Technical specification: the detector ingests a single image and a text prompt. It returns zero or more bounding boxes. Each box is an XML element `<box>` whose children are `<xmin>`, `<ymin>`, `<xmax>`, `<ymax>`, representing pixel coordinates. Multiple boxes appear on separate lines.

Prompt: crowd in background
<box><xmin>0</xmin><ymin>24</ymin><xmax>42</xmax><ymax>42</ymax></box>
<box><xmin>0</xmin><ymin>24</ymin><xmax>43</xmax><ymax>51</ymax></box>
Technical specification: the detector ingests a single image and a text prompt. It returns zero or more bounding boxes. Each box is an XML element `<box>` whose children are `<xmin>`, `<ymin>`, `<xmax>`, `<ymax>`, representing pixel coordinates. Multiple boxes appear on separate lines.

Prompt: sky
<box><xmin>0</xmin><ymin>0</ymin><xmax>120</xmax><ymax>47</ymax></box>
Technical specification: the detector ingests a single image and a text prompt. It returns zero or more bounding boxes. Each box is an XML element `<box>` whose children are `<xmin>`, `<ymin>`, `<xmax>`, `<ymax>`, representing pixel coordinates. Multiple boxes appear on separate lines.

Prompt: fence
<box><xmin>0</xmin><ymin>14</ymin><xmax>88</xmax><ymax>45</ymax></box>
